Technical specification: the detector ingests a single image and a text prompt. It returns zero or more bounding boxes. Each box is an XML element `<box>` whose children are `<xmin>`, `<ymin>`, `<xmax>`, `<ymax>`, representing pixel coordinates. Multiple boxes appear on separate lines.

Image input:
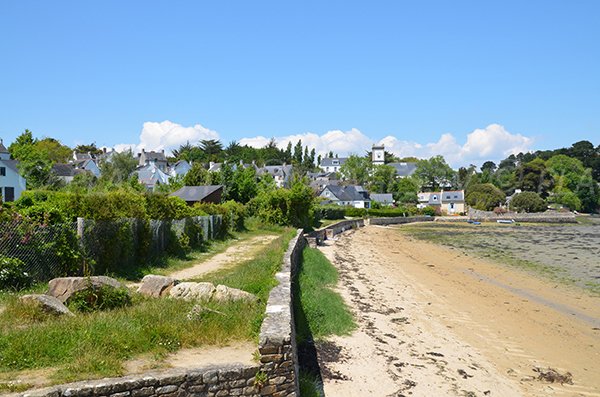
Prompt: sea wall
<box><xmin>369</xmin><ymin>216</ymin><xmax>434</xmax><ymax>226</ymax></box>
<box><xmin>468</xmin><ymin>208</ymin><xmax>578</xmax><ymax>223</ymax></box>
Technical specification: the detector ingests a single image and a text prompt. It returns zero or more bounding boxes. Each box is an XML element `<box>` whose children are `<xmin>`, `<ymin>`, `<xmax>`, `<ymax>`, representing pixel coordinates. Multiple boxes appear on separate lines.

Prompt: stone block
<box><xmin>131</xmin><ymin>387</ymin><xmax>155</xmax><ymax>397</ymax></box>
<box><xmin>138</xmin><ymin>275</ymin><xmax>178</xmax><ymax>298</ymax></box>
<box><xmin>156</xmin><ymin>385</ymin><xmax>178</xmax><ymax>395</ymax></box>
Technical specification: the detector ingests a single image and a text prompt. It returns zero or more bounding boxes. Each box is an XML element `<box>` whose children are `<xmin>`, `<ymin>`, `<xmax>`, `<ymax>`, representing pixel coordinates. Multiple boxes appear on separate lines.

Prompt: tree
<box><xmin>370</xmin><ymin>165</ymin><xmax>397</xmax><ymax>193</ymax></box>
<box><xmin>480</xmin><ymin>161</ymin><xmax>497</xmax><ymax>173</ymax></box>
<box><xmin>228</xmin><ymin>166</ymin><xmax>257</xmax><ymax>204</ymax></box>
<box><xmin>514</xmin><ymin>158</ymin><xmax>554</xmax><ymax>198</ymax></box>
<box><xmin>99</xmin><ymin>150</ymin><xmax>138</xmax><ymax>184</ymax></box>
<box><xmin>510</xmin><ymin>191</ymin><xmax>547</xmax><ymax>213</ymax></box>
<box><xmin>74</xmin><ymin>143</ymin><xmax>103</xmax><ymax>156</ymax></box>
<box><xmin>200</xmin><ymin>139</ymin><xmax>224</xmax><ymax>162</ymax></box>
<box><xmin>414</xmin><ymin>156</ymin><xmax>455</xmax><ymax>191</ymax></box>
<box><xmin>8</xmin><ymin>129</ymin><xmax>37</xmax><ymax>160</ymax></box>
<box><xmin>293</xmin><ymin>140</ymin><xmax>303</xmax><ymax>165</ymax></box>
<box><xmin>394</xmin><ymin>177</ymin><xmax>420</xmax><ymax>204</ymax></box>
<box><xmin>546</xmin><ymin>155</ymin><xmax>585</xmax><ymax>192</ymax></box>
<box><xmin>183</xmin><ymin>163</ymin><xmax>212</xmax><ymax>186</ymax></box>
<box><xmin>339</xmin><ymin>155</ymin><xmax>371</xmax><ymax>186</ymax></box>
<box><xmin>35</xmin><ymin>138</ymin><xmax>72</xmax><ymax>163</ymax></box>
<box><xmin>465</xmin><ymin>184</ymin><xmax>506</xmax><ymax>211</ymax></box>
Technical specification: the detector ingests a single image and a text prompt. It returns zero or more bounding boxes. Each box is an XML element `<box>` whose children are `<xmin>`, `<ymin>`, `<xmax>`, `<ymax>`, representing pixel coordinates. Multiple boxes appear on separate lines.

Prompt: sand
<box><xmin>317</xmin><ymin>226</ymin><xmax>600</xmax><ymax>397</ymax></box>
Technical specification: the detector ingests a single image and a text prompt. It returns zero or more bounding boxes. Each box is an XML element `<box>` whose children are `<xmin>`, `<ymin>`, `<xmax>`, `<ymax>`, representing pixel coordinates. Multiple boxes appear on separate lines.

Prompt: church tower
<box><xmin>372</xmin><ymin>144</ymin><xmax>385</xmax><ymax>166</ymax></box>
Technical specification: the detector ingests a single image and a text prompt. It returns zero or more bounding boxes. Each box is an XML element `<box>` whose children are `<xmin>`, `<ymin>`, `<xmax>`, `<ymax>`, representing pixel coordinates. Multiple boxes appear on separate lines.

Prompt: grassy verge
<box><xmin>0</xmin><ymin>227</ymin><xmax>294</xmax><ymax>388</ymax></box>
<box><xmin>293</xmin><ymin>247</ymin><xmax>355</xmax><ymax>397</ymax></box>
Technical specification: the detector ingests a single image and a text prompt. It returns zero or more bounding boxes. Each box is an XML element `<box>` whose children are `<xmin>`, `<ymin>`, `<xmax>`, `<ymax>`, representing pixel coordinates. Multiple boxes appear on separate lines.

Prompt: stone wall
<box><xmin>369</xmin><ymin>216</ymin><xmax>434</xmax><ymax>226</ymax></box>
<box><xmin>12</xmin><ymin>230</ymin><xmax>308</xmax><ymax>397</ymax></box>
<box><xmin>468</xmin><ymin>208</ymin><xmax>578</xmax><ymax>223</ymax></box>
<box><xmin>305</xmin><ymin>219</ymin><xmax>365</xmax><ymax>246</ymax></box>
<box><xmin>16</xmin><ymin>365</ymin><xmax>261</xmax><ymax>397</ymax></box>
<box><xmin>258</xmin><ymin>229</ymin><xmax>305</xmax><ymax>397</ymax></box>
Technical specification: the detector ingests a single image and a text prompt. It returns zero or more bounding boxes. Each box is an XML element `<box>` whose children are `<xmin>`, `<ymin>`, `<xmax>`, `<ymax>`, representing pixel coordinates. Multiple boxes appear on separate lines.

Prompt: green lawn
<box><xmin>0</xmin><ymin>226</ymin><xmax>294</xmax><ymax>389</ymax></box>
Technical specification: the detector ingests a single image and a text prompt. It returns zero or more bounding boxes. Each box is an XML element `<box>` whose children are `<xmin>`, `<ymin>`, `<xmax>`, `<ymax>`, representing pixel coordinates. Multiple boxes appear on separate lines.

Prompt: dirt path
<box><xmin>167</xmin><ymin>234</ymin><xmax>278</xmax><ymax>280</ymax></box>
<box><xmin>317</xmin><ymin>226</ymin><xmax>600</xmax><ymax>397</ymax></box>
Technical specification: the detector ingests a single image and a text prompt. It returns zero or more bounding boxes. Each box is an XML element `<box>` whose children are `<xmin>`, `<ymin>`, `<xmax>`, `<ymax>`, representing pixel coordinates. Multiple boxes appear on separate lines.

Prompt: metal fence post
<box><xmin>77</xmin><ymin>217</ymin><xmax>84</xmax><ymax>239</ymax></box>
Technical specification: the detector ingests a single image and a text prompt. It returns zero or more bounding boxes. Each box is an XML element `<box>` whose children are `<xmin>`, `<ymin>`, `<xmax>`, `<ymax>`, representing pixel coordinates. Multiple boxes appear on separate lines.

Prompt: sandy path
<box><xmin>318</xmin><ymin>226</ymin><xmax>600</xmax><ymax>397</ymax></box>
<box><xmin>168</xmin><ymin>234</ymin><xmax>278</xmax><ymax>280</ymax></box>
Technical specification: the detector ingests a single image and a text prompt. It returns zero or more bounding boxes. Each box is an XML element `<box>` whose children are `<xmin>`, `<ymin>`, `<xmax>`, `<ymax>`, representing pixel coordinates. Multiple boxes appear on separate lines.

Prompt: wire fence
<box><xmin>0</xmin><ymin>215</ymin><xmax>223</xmax><ymax>281</ymax></box>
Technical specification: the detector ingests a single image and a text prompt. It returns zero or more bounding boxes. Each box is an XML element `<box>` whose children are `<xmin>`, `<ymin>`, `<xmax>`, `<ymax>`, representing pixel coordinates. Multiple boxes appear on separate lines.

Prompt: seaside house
<box><xmin>319</xmin><ymin>184</ymin><xmax>371</xmax><ymax>208</ymax></box>
<box><xmin>370</xmin><ymin>193</ymin><xmax>394</xmax><ymax>207</ymax></box>
<box><xmin>134</xmin><ymin>162</ymin><xmax>170</xmax><ymax>191</ymax></box>
<box><xmin>257</xmin><ymin>164</ymin><xmax>293</xmax><ymax>188</ymax></box>
<box><xmin>138</xmin><ymin>149</ymin><xmax>168</xmax><ymax>172</ymax></box>
<box><xmin>319</xmin><ymin>157</ymin><xmax>347</xmax><ymax>173</ymax></box>
<box><xmin>417</xmin><ymin>190</ymin><xmax>465</xmax><ymax>214</ymax></box>
<box><xmin>0</xmin><ymin>139</ymin><xmax>26</xmax><ymax>202</ymax></box>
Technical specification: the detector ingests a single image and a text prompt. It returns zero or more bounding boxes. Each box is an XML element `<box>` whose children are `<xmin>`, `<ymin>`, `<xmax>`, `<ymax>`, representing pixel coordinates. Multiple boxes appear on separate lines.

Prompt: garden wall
<box><xmin>305</xmin><ymin>219</ymin><xmax>365</xmax><ymax>245</ymax></box>
<box><xmin>468</xmin><ymin>208</ymin><xmax>578</xmax><ymax>223</ymax></box>
<box><xmin>369</xmin><ymin>216</ymin><xmax>434</xmax><ymax>226</ymax></box>
<box><xmin>11</xmin><ymin>229</ymin><xmax>307</xmax><ymax>397</ymax></box>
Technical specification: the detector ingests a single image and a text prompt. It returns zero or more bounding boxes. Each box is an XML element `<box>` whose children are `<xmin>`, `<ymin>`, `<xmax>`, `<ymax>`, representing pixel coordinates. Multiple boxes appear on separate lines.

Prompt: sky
<box><xmin>0</xmin><ymin>1</ymin><xmax>598</xmax><ymax>167</ymax></box>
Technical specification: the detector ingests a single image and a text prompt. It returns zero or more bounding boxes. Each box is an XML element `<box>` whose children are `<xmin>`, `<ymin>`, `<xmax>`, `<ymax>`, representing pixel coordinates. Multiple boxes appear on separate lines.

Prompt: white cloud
<box><xmin>114</xmin><ymin>120</ymin><xmax>219</xmax><ymax>155</ymax></box>
<box><xmin>115</xmin><ymin>121</ymin><xmax>533</xmax><ymax>168</ymax></box>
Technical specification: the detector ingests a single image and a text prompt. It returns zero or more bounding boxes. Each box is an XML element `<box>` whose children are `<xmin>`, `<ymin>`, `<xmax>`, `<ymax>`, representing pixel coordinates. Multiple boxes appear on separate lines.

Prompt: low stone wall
<box><xmin>468</xmin><ymin>208</ymin><xmax>578</xmax><ymax>223</ymax></box>
<box><xmin>12</xmin><ymin>230</ymin><xmax>308</xmax><ymax>397</ymax></box>
<box><xmin>369</xmin><ymin>216</ymin><xmax>434</xmax><ymax>226</ymax></box>
<box><xmin>258</xmin><ymin>229</ymin><xmax>305</xmax><ymax>397</ymax></box>
<box><xmin>16</xmin><ymin>364</ymin><xmax>261</xmax><ymax>397</ymax></box>
<box><xmin>305</xmin><ymin>219</ymin><xmax>365</xmax><ymax>246</ymax></box>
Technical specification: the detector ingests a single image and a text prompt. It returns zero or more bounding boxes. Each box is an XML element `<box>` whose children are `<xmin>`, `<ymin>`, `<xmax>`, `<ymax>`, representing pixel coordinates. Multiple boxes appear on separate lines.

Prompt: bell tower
<box><xmin>372</xmin><ymin>144</ymin><xmax>385</xmax><ymax>166</ymax></box>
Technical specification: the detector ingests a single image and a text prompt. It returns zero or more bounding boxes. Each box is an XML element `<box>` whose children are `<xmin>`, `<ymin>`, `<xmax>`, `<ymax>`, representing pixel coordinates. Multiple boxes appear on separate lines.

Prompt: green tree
<box><xmin>229</xmin><ymin>166</ymin><xmax>257</xmax><ymax>204</ymax></box>
<box><xmin>465</xmin><ymin>183</ymin><xmax>506</xmax><ymax>211</ymax></box>
<box><xmin>394</xmin><ymin>177</ymin><xmax>420</xmax><ymax>204</ymax></box>
<box><xmin>99</xmin><ymin>150</ymin><xmax>138</xmax><ymax>184</ymax></box>
<box><xmin>514</xmin><ymin>158</ymin><xmax>554</xmax><ymax>198</ymax></box>
<box><xmin>183</xmin><ymin>163</ymin><xmax>212</xmax><ymax>186</ymax></box>
<box><xmin>414</xmin><ymin>156</ymin><xmax>455</xmax><ymax>191</ymax></box>
<box><xmin>35</xmin><ymin>138</ymin><xmax>72</xmax><ymax>163</ymax></box>
<box><xmin>74</xmin><ymin>143</ymin><xmax>103</xmax><ymax>156</ymax></box>
<box><xmin>200</xmin><ymin>139</ymin><xmax>224</xmax><ymax>161</ymax></box>
<box><xmin>510</xmin><ymin>191</ymin><xmax>547</xmax><ymax>213</ymax></box>
<box><xmin>339</xmin><ymin>155</ymin><xmax>371</xmax><ymax>186</ymax></box>
<box><xmin>293</xmin><ymin>140</ymin><xmax>303</xmax><ymax>165</ymax></box>
<box><xmin>8</xmin><ymin>129</ymin><xmax>37</xmax><ymax>160</ymax></box>
<box><xmin>370</xmin><ymin>165</ymin><xmax>397</xmax><ymax>193</ymax></box>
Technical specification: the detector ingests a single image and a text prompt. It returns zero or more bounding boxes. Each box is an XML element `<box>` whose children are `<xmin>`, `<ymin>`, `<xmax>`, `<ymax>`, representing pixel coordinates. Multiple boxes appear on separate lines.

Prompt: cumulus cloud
<box><xmin>114</xmin><ymin>120</ymin><xmax>219</xmax><ymax>154</ymax></box>
<box><xmin>241</xmin><ymin>124</ymin><xmax>533</xmax><ymax>167</ymax></box>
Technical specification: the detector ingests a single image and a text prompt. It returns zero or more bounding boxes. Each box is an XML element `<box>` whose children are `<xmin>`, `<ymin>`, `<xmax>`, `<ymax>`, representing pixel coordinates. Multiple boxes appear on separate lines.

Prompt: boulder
<box><xmin>213</xmin><ymin>284</ymin><xmax>257</xmax><ymax>303</ymax></box>
<box><xmin>47</xmin><ymin>276</ymin><xmax>126</xmax><ymax>303</ymax></box>
<box><xmin>20</xmin><ymin>294</ymin><xmax>75</xmax><ymax>316</ymax></box>
<box><xmin>138</xmin><ymin>275</ymin><xmax>179</xmax><ymax>298</ymax></box>
<box><xmin>170</xmin><ymin>282</ymin><xmax>216</xmax><ymax>301</ymax></box>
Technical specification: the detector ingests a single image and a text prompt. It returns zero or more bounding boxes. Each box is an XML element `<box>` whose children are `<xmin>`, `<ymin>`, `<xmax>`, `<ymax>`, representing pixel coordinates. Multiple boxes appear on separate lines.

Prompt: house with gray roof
<box><xmin>51</xmin><ymin>163</ymin><xmax>92</xmax><ymax>184</ymax></box>
<box><xmin>0</xmin><ymin>139</ymin><xmax>26</xmax><ymax>202</ymax></box>
<box><xmin>134</xmin><ymin>162</ymin><xmax>170</xmax><ymax>191</ymax></box>
<box><xmin>418</xmin><ymin>190</ymin><xmax>465</xmax><ymax>214</ymax></box>
<box><xmin>169</xmin><ymin>160</ymin><xmax>191</xmax><ymax>178</ymax></box>
<box><xmin>387</xmin><ymin>162</ymin><xmax>417</xmax><ymax>178</ymax></box>
<box><xmin>319</xmin><ymin>184</ymin><xmax>371</xmax><ymax>209</ymax></box>
<box><xmin>138</xmin><ymin>149</ymin><xmax>168</xmax><ymax>172</ymax></box>
<box><xmin>170</xmin><ymin>185</ymin><xmax>223</xmax><ymax>205</ymax></box>
<box><xmin>319</xmin><ymin>157</ymin><xmax>347</xmax><ymax>173</ymax></box>
<box><xmin>257</xmin><ymin>164</ymin><xmax>293</xmax><ymax>188</ymax></box>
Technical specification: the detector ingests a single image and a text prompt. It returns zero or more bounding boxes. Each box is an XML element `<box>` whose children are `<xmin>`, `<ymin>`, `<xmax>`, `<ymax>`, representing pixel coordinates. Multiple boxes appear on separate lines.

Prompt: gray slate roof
<box><xmin>52</xmin><ymin>163</ymin><xmax>89</xmax><ymax>177</ymax></box>
<box><xmin>319</xmin><ymin>157</ymin><xmax>348</xmax><ymax>167</ymax></box>
<box><xmin>0</xmin><ymin>159</ymin><xmax>20</xmax><ymax>173</ymax></box>
<box><xmin>0</xmin><ymin>140</ymin><xmax>8</xmax><ymax>154</ymax></box>
<box><xmin>258</xmin><ymin>165</ymin><xmax>293</xmax><ymax>178</ymax></box>
<box><xmin>170</xmin><ymin>185</ymin><xmax>223</xmax><ymax>202</ymax></box>
<box><xmin>371</xmin><ymin>193</ymin><xmax>394</xmax><ymax>204</ymax></box>
<box><xmin>387</xmin><ymin>162</ymin><xmax>417</xmax><ymax>177</ymax></box>
<box><xmin>321</xmin><ymin>185</ymin><xmax>370</xmax><ymax>202</ymax></box>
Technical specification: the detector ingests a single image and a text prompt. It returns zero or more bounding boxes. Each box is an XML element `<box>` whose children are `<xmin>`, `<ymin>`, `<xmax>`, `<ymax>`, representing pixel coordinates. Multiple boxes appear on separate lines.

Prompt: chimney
<box><xmin>209</xmin><ymin>161</ymin><xmax>215</xmax><ymax>169</ymax></box>
<box><xmin>161</xmin><ymin>149</ymin><xmax>164</xmax><ymax>155</ymax></box>
<box><xmin>103</xmin><ymin>148</ymin><xmax>107</xmax><ymax>154</ymax></box>
<box><xmin>142</xmin><ymin>148</ymin><xmax>145</xmax><ymax>153</ymax></box>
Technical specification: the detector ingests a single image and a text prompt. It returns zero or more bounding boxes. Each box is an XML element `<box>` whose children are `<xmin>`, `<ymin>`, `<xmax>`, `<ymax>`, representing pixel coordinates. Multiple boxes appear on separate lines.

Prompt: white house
<box><xmin>418</xmin><ymin>190</ymin><xmax>465</xmax><ymax>214</ymax></box>
<box><xmin>134</xmin><ymin>162</ymin><xmax>170</xmax><ymax>191</ymax></box>
<box><xmin>169</xmin><ymin>160</ymin><xmax>192</xmax><ymax>178</ymax></box>
<box><xmin>258</xmin><ymin>164</ymin><xmax>293</xmax><ymax>188</ymax></box>
<box><xmin>319</xmin><ymin>185</ymin><xmax>371</xmax><ymax>209</ymax></box>
<box><xmin>319</xmin><ymin>157</ymin><xmax>347</xmax><ymax>173</ymax></box>
<box><xmin>0</xmin><ymin>139</ymin><xmax>26</xmax><ymax>202</ymax></box>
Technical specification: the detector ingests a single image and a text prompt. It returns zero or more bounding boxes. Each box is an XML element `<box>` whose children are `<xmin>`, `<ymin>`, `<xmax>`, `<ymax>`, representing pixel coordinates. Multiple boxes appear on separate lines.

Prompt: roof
<box><xmin>0</xmin><ymin>159</ymin><xmax>20</xmax><ymax>173</ymax></box>
<box><xmin>441</xmin><ymin>190</ymin><xmax>465</xmax><ymax>202</ymax></box>
<box><xmin>319</xmin><ymin>157</ymin><xmax>348</xmax><ymax>167</ymax></box>
<box><xmin>371</xmin><ymin>193</ymin><xmax>394</xmax><ymax>204</ymax></box>
<box><xmin>135</xmin><ymin>163</ymin><xmax>170</xmax><ymax>186</ymax></box>
<box><xmin>0</xmin><ymin>139</ymin><xmax>8</xmax><ymax>154</ymax></box>
<box><xmin>170</xmin><ymin>185</ymin><xmax>223</xmax><ymax>202</ymax></box>
<box><xmin>419</xmin><ymin>190</ymin><xmax>464</xmax><ymax>204</ymax></box>
<box><xmin>321</xmin><ymin>185</ymin><xmax>370</xmax><ymax>202</ymax></box>
<box><xmin>52</xmin><ymin>163</ymin><xmax>90</xmax><ymax>177</ymax></box>
<box><xmin>259</xmin><ymin>164</ymin><xmax>293</xmax><ymax>178</ymax></box>
<box><xmin>139</xmin><ymin>150</ymin><xmax>167</xmax><ymax>162</ymax></box>
<box><xmin>387</xmin><ymin>162</ymin><xmax>417</xmax><ymax>177</ymax></box>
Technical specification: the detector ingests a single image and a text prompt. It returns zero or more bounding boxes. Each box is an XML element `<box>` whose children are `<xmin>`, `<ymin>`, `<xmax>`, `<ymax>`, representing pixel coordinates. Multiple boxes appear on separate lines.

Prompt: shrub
<box><xmin>68</xmin><ymin>283</ymin><xmax>131</xmax><ymax>312</ymax></box>
<box><xmin>343</xmin><ymin>207</ymin><xmax>367</xmax><ymax>218</ymax></box>
<box><xmin>0</xmin><ymin>256</ymin><xmax>32</xmax><ymax>291</ymax></box>
<box><xmin>550</xmin><ymin>190</ymin><xmax>582</xmax><ymax>211</ymax></box>
<box><xmin>466</xmin><ymin>183</ymin><xmax>506</xmax><ymax>211</ymax></box>
<box><xmin>420</xmin><ymin>206</ymin><xmax>437</xmax><ymax>216</ymax></box>
<box><xmin>510</xmin><ymin>191</ymin><xmax>547</xmax><ymax>213</ymax></box>
<box><xmin>315</xmin><ymin>205</ymin><xmax>345</xmax><ymax>220</ymax></box>
<box><xmin>249</xmin><ymin>184</ymin><xmax>315</xmax><ymax>228</ymax></box>
<box><xmin>221</xmin><ymin>200</ymin><xmax>246</xmax><ymax>231</ymax></box>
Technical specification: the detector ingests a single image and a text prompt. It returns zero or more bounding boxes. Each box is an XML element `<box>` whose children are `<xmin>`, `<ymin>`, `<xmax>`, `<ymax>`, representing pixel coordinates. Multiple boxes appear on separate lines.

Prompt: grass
<box><xmin>0</xmin><ymin>226</ymin><xmax>295</xmax><ymax>387</ymax></box>
<box><xmin>294</xmin><ymin>247</ymin><xmax>356</xmax><ymax>342</ymax></box>
<box><xmin>136</xmin><ymin>219</ymin><xmax>287</xmax><ymax>278</ymax></box>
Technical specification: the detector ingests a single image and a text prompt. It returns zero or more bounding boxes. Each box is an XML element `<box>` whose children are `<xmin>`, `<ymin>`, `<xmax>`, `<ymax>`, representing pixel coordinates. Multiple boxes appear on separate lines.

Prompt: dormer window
<box><xmin>332</xmin><ymin>160</ymin><xmax>339</xmax><ymax>165</ymax></box>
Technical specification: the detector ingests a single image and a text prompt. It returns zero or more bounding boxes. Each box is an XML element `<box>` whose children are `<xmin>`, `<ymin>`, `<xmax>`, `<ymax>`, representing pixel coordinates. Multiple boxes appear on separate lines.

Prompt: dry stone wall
<box><xmin>468</xmin><ymin>208</ymin><xmax>577</xmax><ymax>223</ymax></box>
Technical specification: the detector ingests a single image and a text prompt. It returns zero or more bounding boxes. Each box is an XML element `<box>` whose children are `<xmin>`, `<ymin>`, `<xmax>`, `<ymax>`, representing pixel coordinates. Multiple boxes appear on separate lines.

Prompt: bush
<box><xmin>315</xmin><ymin>205</ymin><xmax>346</xmax><ymax>220</ymax></box>
<box><xmin>420</xmin><ymin>206</ymin><xmax>437</xmax><ymax>216</ymax></box>
<box><xmin>0</xmin><ymin>256</ymin><xmax>32</xmax><ymax>291</ymax></box>
<box><xmin>466</xmin><ymin>183</ymin><xmax>506</xmax><ymax>211</ymax></box>
<box><xmin>68</xmin><ymin>283</ymin><xmax>131</xmax><ymax>313</ymax></box>
<box><xmin>248</xmin><ymin>184</ymin><xmax>316</xmax><ymax>228</ymax></box>
<box><xmin>550</xmin><ymin>190</ymin><xmax>582</xmax><ymax>211</ymax></box>
<box><xmin>221</xmin><ymin>200</ymin><xmax>246</xmax><ymax>231</ymax></box>
<box><xmin>145</xmin><ymin>193</ymin><xmax>193</xmax><ymax>220</ymax></box>
<box><xmin>510</xmin><ymin>191</ymin><xmax>547</xmax><ymax>213</ymax></box>
<box><xmin>343</xmin><ymin>207</ymin><xmax>367</xmax><ymax>217</ymax></box>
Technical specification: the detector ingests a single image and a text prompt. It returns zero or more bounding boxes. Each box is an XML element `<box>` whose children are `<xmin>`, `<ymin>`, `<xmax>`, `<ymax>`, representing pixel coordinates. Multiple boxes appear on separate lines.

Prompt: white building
<box><xmin>0</xmin><ymin>139</ymin><xmax>26</xmax><ymax>202</ymax></box>
<box><xmin>318</xmin><ymin>157</ymin><xmax>347</xmax><ymax>173</ymax></box>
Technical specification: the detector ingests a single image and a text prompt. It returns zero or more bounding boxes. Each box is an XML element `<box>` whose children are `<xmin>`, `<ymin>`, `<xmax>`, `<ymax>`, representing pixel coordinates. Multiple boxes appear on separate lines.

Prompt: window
<box><xmin>454</xmin><ymin>195</ymin><xmax>458</xmax><ymax>199</ymax></box>
<box><xmin>332</xmin><ymin>160</ymin><xmax>339</xmax><ymax>165</ymax></box>
<box><xmin>446</xmin><ymin>195</ymin><xmax>450</xmax><ymax>199</ymax></box>
<box><xmin>0</xmin><ymin>167</ymin><xmax>5</xmax><ymax>176</ymax></box>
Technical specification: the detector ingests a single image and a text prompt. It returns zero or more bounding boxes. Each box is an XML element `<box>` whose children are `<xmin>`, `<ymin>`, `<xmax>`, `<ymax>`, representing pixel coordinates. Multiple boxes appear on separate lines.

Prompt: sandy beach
<box><xmin>317</xmin><ymin>225</ymin><xmax>600</xmax><ymax>397</ymax></box>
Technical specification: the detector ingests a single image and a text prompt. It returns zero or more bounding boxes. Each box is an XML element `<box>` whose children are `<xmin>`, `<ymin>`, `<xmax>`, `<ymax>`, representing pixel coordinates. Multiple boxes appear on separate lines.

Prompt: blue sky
<box><xmin>0</xmin><ymin>1</ymin><xmax>598</xmax><ymax>166</ymax></box>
